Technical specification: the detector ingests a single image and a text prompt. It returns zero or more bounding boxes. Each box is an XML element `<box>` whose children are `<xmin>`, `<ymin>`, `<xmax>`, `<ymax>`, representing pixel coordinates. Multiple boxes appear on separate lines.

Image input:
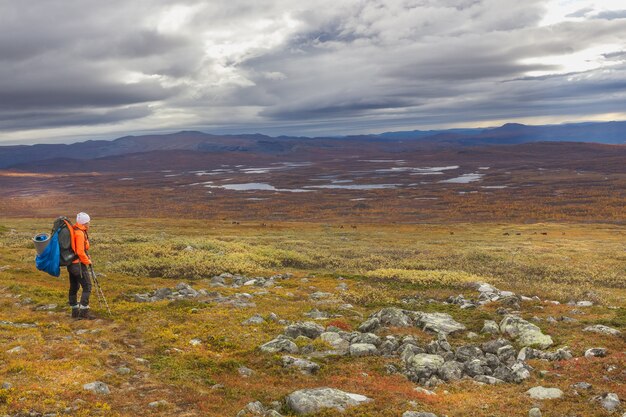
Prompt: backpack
<box><xmin>52</xmin><ymin>216</ymin><xmax>78</xmax><ymax>266</ymax></box>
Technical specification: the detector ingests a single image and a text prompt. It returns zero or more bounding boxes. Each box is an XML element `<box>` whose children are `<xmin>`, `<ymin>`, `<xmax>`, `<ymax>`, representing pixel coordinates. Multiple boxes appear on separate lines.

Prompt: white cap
<box><xmin>76</xmin><ymin>212</ymin><xmax>91</xmax><ymax>225</ymax></box>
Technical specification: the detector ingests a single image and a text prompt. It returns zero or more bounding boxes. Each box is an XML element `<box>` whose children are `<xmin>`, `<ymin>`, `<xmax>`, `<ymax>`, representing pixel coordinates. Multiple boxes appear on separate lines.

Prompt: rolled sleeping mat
<box><xmin>33</xmin><ymin>233</ymin><xmax>51</xmax><ymax>255</ymax></box>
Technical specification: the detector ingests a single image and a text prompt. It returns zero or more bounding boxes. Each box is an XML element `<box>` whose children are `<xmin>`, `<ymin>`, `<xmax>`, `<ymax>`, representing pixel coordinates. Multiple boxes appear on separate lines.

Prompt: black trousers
<box><xmin>68</xmin><ymin>263</ymin><xmax>91</xmax><ymax>307</ymax></box>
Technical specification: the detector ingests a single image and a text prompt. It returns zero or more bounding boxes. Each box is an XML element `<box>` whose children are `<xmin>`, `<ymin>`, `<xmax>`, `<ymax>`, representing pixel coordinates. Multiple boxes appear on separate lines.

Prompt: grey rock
<box><xmin>282</xmin><ymin>356</ymin><xmax>320</xmax><ymax>374</ymax></box>
<box><xmin>260</xmin><ymin>337</ymin><xmax>299</xmax><ymax>354</ymax></box>
<box><xmin>526</xmin><ymin>386</ymin><xmax>563</xmax><ymax>400</ymax></box>
<box><xmin>583</xmin><ymin>324</ymin><xmax>621</xmax><ymax>336</ymax></box>
<box><xmin>528</xmin><ymin>408</ymin><xmax>542</xmax><ymax>417</ymax></box>
<box><xmin>349</xmin><ymin>343</ymin><xmax>378</xmax><ymax>357</ymax></box>
<box><xmin>83</xmin><ymin>381</ymin><xmax>110</xmax><ymax>395</ymax></box>
<box><xmin>236</xmin><ymin>401</ymin><xmax>266</xmax><ymax>417</ymax></box>
<box><xmin>403</xmin><ymin>413</ymin><xmax>438</xmax><ymax>417</ymax></box>
<box><xmin>285</xmin><ymin>322</ymin><xmax>325</xmax><ymax>339</ymax></box>
<box><xmin>309</xmin><ymin>291</ymin><xmax>332</xmax><ymax>300</ymax></box>
<box><xmin>1</xmin><ymin>382</ymin><xmax>12</xmax><ymax>389</ymax></box>
<box><xmin>406</xmin><ymin>354</ymin><xmax>445</xmax><ymax>379</ymax></box>
<box><xmin>148</xmin><ymin>400</ymin><xmax>168</xmax><ymax>408</ymax></box>
<box><xmin>482</xmin><ymin>338</ymin><xmax>510</xmax><ymax>354</ymax></box>
<box><xmin>304</xmin><ymin>309</ymin><xmax>329</xmax><ymax>319</ymax></box>
<box><xmin>116</xmin><ymin>366</ymin><xmax>131</xmax><ymax>375</ymax></box>
<box><xmin>357</xmin><ymin>317</ymin><xmax>380</xmax><ymax>333</ymax></box>
<box><xmin>598</xmin><ymin>393</ymin><xmax>621</xmax><ymax>412</ymax></box>
<box><xmin>153</xmin><ymin>287</ymin><xmax>172</xmax><ymax>299</ymax></box>
<box><xmin>319</xmin><ymin>332</ymin><xmax>350</xmax><ymax>353</ymax></box>
<box><xmin>374</xmin><ymin>307</ymin><xmax>413</xmax><ymax>327</ymax></box>
<box><xmin>285</xmin><ymin>387</ymin><xmax>371</xmax><ymax>415</ymax></box>
<box><xmin>584</xmin><ymin>347</ymin><xmax>607</xmax><ymax>358</ymax></box>
<box><xmin>465</xmin><ymin>359</ymin><xmax>487</xmax><ymax>377</ymax></box>
<box><xmin>500</xmin><ymin>315</ymin><xmax>553</xmax><ymax>348</ymax></box>
<box><xmin>511</xmin><ymin>362</ymin><xmax>531</xmax><ymax>382</ymax></box>
<box><xmin>416</xmin><ymin>312</ymin><xmax>465</xmax><ymax>335</ymax></box>
<box><xmin>474</xmin><ymin>375</ymin><xmax>504</xmax><ymax>384</ymax></box>
<box><xmin>455</xmin><ymin>345</ymin><xmax>484</xmax><ymax>362</ymax></box>
<box><xmin>6</xmin><ymin>346</ymin><xmax>25</xmax><ymax>354</ymax></box>
<box><xmin>243</xmin><ymin>314</ymin><xmax>266</xmax><ymax>325</ymax></box>
<box><xmin>238</xmin><ymin>366</ymin><xmax>254</xmax><ymax>377</ymax></box>
<box><xmin>572</xmin><ymin>382</ymin><xmax>592</xmax><ymax>390</ymax></box>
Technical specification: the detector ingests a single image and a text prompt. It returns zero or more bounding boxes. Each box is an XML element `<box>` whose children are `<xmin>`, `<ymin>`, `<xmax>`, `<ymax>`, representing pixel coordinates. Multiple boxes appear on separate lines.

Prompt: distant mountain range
<box><xmin>0</xmin><ymin>121</ymin><xmax>624</xmax><ymax>169</ymax></box>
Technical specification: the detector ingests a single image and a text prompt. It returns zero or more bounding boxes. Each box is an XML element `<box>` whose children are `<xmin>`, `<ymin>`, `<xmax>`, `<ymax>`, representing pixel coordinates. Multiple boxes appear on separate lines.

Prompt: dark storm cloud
<box><xmin>0</xmin><ymin>0</ymin><xmax>625</xmax><ymax>142</ymax></box>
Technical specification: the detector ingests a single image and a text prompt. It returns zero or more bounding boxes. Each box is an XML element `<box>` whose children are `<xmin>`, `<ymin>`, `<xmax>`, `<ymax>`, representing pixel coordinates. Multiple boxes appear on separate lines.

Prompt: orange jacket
<box><xmin>72</xmin><ymin>224</ymin><xmax>91</xmax><ymax>265</ymax></box>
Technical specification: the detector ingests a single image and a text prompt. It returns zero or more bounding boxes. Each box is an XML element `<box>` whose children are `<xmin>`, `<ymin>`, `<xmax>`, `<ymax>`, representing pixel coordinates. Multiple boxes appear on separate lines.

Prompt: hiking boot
<box><xmin>71</xmin><ymin>308</ymin><xmax>80</xmax><ymax>319</ymax></box>
<box><xmin>78</xmin><ymin>308</ymin><xmax>96</xmax><ymax>320</ymax></box>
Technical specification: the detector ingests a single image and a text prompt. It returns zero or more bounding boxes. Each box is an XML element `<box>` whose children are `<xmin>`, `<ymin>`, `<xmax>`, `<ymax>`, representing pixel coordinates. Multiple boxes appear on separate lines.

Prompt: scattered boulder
<box><xmin>584</xmin><ymin>348</ymin><xmax>607</xmax><ymax>358</ymax></box>
<box><xmin>526</xmin><ymin>386</ymin><xmax>563</xmax><ymax>400</ymax></box>
<box><xmin>148</xmin><ymin>400</ymin><xmax>168</xmax><ymax>408</ymax></box>
<box><xmin>282</xmin><ymin>356</ymin><xmax>320</xmax><ymax>374</ymax></box>
<box><xmin>405</xmin><ymin>354</ymin><xmax>445</xmax><ymax>382</ymax></box>
<box><xmin>238</xmin><ymin>366</ymin><xmax>255</xmax><ymax>378</ymax></box>
<box><xmin>243</xmin><ymin>314</ymin><xmax>266</xmax><ymax>325</ymax></box>
<box><xmin>572</xmin><ymin>382</ymin><xmax>592</xmax><ymax>390</ymax></box>
<box><xmin>597</xmin><ymin>393</ymin><xmax>621</xmax><ymax>412</ymax></box>
<box><xmin>482</xmin><ymin>320</ymin><xmax>500</xmax><ymax>336</ymax></box>
<box><xmin>403</xmin><ymin>412</ymin><xmax>438</xmax><ymax>417</ymax></box>
<box><xmin>500</xmin><ymin>315</ymin><xmax>553</xmax><ymax>348</ymax></box>
<box><xmin>6</xmin><ymin>346</ymin><xmax>25</xmax><ymax>354</ymax></box>
<box><xmin>416</xmin><ymin>312</ymin><xmax>465</xmax><ymax>335</ymax></box>
<box><xmin>319</xmin><ymin>332</ymin><xmax>350</xmax><ymax>353</ymax></box>
<box><xmin>284</xmin><ymin>322</ymin><xmax>325</xmax><ymax>339</ymax></box>
<box><xmin>236</xmin><ymin>401</ymin><xmax>284</xmax><ymax>417</ymax></box>
<box><xmin>349</xmin><ymin>343</ymin><xmax>378</xmax><ymax>357</ymax></box>
<box><xmin>83</xmin><ymin>381</ymin><xmax>110</xmax><ymax>395</ymax></box>
<box><xmin>260</xmin><ymin>336</ymin><xmax>298</xmax><ymax>354</ymax></box>
<box><xmin>528</xmin><ymin>408</ymin><xmax>542</xmax><ymax>417</ymax></box>
<box><xmin>285</xmin><ymin>388</ymin><xmax>371</xmax><ymax>415</ymax></box>
<box><xmin>583</xmin><ymin>324</ymin><xmax>621</xmax><ymax>336</ymax></box>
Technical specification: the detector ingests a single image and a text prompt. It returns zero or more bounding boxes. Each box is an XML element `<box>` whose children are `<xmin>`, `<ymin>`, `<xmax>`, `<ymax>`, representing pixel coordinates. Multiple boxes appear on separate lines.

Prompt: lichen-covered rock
<box><xmin>349</xmin><ymin>343</ymin><xmax>378</xmax><ymax>357</ymax></box>
<box><xmin>319</xmin><ymin>332</ymin><xmax>350</xmax><ymax>353</ymax></box>
<box><xmin>260</xmin><ymin>336</ymin><xmax>298</xmax><ymax>354</ymax></box>
<box><xmin>583</xmin><ymin>324</ymin><xmax>621</xmax><ymax>336</ymax></box>
<box><xmin>83</xmin><ymin>381</ymin><xmax>110</xmax><ymax>395</ymax></box>
<box><xmin>500</xmin><ymin>315</ymin><xmax>553</xmax><ymax>348</ymax></box>
<box><xmin>416</xmin><ymin>312</ymin><xmax>465</xmax><ymax>335</ymax></box>
<box><xmin>584</xmin><ymin>347</ymin><xmax>607</xmax><ymax>358</ymax></box>
<box><xmin>286</xmin><ymin>387</ymin><xmax>371</xmax><ymax>415</ymax></box>
<box><xmin>481</xmin><ymin>320</ymin><xmax>500</xmax><ymax>334</ymax></box>
<box><xmin>284</xmin><ymin>322</ymin><xmax>325</xmax><ymax>339</ymax></box>
<box><xmin>282</xmin><ymin>356</ymin><xmax>320</xmax><ymax>374</ymax></box>
<box><xmin>406</xmin><ymin>354</ymin><xmax>445</xmax><ymax>380</ymax></box>
<box><xmin>526</xmin><ymin>386</ymin><xmax>563</xmax><ymax>400</ymax></box>
<box><xmin>374</xmin><ymin>307</ymin><xmax>413</xmax><ymax>327</ymax></box>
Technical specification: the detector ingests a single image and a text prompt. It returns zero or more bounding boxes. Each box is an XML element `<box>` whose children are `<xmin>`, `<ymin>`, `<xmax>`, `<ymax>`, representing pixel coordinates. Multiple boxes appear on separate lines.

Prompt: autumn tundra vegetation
<box><xmin>0</xmin><ymin>137</ymin><xmax>625</xmax><ymax>416</ymax></box>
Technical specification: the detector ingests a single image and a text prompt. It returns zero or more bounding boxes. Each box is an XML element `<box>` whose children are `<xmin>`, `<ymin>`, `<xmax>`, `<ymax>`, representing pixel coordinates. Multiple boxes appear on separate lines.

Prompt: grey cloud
<box><xmin>0</xmin><ymin>0</ymin><xmax>626</xmax><ymax>140</ymax></box>
<box><xmin>595</xmin><ymin>10</ymin><xmax>626</xmax><ymax>20</ymax></box>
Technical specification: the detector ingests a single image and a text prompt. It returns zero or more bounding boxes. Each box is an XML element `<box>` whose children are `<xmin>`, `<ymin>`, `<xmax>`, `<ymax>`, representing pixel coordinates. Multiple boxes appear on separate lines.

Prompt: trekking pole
<box><xmin>89</xmin><ymin>264</ymin><xmax>112</xmax><ymax>317</ymax></box>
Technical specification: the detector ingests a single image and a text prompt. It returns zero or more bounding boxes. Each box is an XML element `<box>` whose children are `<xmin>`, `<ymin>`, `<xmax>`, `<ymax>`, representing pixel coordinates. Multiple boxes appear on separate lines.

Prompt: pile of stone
<box><xmin>131</xmin><ymin>282</ymin><xmax>256</xmax><ymax>308</ymax></box>
<box><xmin>259</xmin><ymin>307</ymin><xmax>569</xmax><ymax>388</ymax></box>
<box><xmin>357</xmin><ymin>307</ymin><xmax>466</xmax><ymax>335</ymax></box>
<box><xmin>446</xmin><ymin>283</ymin><xmax>542</xmax><ymax>310</ymax></box>
<box><xmin>132</xmin><ymin>282</ymin><xmax>207</xmax><ymax>302</ymax></box>
<box><xmin>401</xmin><ymin>335</ymin><xmax>571</xmax><ymax>387</ymax></box>
<box><xmin>210</xmin><ymin>272</ymin><xmax>292</xmax><ymax>288</ymax></box>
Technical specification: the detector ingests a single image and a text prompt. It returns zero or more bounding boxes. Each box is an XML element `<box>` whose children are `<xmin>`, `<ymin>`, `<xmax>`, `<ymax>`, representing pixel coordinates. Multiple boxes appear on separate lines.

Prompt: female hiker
<box><xmin>68</xmin><ymin>212</ymin><xmax>95</xmax><ymax>320</ymax></box>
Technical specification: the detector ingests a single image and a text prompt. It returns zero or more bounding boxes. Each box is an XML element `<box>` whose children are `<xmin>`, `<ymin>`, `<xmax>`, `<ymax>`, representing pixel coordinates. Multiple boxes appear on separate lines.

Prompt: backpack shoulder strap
<box><xmin>64</xmin><ymin>220</ymin><xmax>77</xmax><ymax>253</ymax></box>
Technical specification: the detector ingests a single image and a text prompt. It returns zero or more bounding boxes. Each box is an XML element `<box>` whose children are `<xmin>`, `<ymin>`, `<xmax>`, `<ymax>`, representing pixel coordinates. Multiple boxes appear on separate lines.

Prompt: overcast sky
<box><xmin>1</xmin><ymin>0</ymin><xmax>625</xmax><ymax>144</ymax></box>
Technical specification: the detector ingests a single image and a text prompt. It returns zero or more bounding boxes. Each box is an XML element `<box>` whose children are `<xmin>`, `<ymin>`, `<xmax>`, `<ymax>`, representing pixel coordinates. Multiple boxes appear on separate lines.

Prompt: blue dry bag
<box><xmin>35</xmin><ymin>232</ymin><xmax>61</xmax><ymax>277</ymax></box>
